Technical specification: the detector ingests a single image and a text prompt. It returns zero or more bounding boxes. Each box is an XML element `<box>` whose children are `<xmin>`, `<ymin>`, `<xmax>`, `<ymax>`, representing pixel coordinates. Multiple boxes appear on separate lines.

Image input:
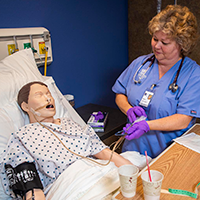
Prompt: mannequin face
<box><xmin>22</xmin><ymin>83</ymin><xmax>56</xmax><ymax>123</ymax></box>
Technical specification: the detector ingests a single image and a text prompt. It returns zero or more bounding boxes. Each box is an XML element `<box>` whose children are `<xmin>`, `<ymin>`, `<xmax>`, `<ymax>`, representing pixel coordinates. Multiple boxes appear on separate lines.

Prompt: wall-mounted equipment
<box><xmin>0</xmin><ymin>27</ymin><xmax>53</xmax><ymax>67</ymax></box>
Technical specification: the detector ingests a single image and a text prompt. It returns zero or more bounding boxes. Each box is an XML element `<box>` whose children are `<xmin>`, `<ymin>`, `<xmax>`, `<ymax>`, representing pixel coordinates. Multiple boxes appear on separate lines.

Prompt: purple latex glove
<box><xmin>127</xmin><ymin>106</ymin><xmax>147</xmax><ymax>123</ymax></box>
<box><xmin>123</xmin><ymin>120</ymin><xmax>150</xmax><ymax>140</ymax></box>
<box><xmin>91</xmin><ymin>111</ymin><xmax>104</xmax><ymax>121</ymax></box>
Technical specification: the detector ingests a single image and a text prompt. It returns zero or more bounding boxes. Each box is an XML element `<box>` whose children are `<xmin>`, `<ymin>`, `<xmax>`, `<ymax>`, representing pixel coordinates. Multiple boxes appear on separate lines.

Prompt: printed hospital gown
<box><xmin>0</xmin><ymin>117</ymin><xmax>107</xmax><ymax>198</ymax></box>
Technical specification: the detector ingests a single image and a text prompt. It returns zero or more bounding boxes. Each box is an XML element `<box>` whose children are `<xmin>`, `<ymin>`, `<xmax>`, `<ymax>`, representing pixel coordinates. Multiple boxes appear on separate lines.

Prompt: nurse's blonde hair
<box><xmin>148</xmin><ymin>5</ymin><xmax>198</xmax><ymax>56</ymax></box>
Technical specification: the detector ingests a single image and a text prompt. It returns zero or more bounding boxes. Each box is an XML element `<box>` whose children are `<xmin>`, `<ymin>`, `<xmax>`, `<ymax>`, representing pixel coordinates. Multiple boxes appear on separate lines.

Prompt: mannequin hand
<box><xmin>123</xmin><ymin>120</ymin><xmax>150</xmax><ymax>140</ymax></box>
<box><xmin>127</xmin><ymin>106</ymin><xmax>147</xmax><ymax>123</ymax></box>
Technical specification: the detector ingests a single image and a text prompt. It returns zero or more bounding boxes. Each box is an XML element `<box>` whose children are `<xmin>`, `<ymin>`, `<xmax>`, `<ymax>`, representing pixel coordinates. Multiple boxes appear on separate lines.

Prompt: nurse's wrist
<box><xmin>125</xmin><ymin>106</ymin><xmax>133</xmax><ymax>115</ymax></box>
<box><xmin>146</xmin><ymin>121</ymin><xmax>151</xmax><ymax>130</ymax></box>
<box><xmin>126</xmin><ymin>106</ymin><xmax>132</xmax><ymax>113</ymax></box>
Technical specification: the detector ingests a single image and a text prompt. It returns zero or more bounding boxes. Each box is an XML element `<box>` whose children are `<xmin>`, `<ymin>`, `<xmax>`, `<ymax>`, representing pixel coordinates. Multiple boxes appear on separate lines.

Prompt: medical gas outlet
<box><xmin>39</xmin><ymin>42</ymin><xmax>47</xmax><ymax>55</ymax></box>
<box><xmin>0</xmin><ymin>27</ymin><xmax>53</xmax><ymax>66</ymax></box>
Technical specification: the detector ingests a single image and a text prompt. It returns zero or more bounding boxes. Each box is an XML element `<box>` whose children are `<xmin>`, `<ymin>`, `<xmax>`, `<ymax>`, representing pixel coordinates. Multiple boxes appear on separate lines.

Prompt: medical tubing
<box><xmin>111</xmin><ymin>116</ymin><xmax>147</xmax><ymax>151</ymax></box>
<box><xmin>32</xmin><ymin>109</ymin><xmax>125</xmax><ymax>166</ymax></box>
<box><xmin>110</xmin><ymin>135</ymin><xmax>125</xmax><ymax>150</ymax></box>
<box><xmin>133</xmin><ymin>55</ymin><xmax>155</xmax><ymax>84</ymax></box>
<box><xmin>38</xmin><ymin>121</ymin><xmax>124</xmax><ymax>166</ymax></box>
<box><xmin>44</xmin><ymin>47</ymin><xmax>48</xmax><ymax>76</ymax></box>
<box><xmin>172</xmin><ymin>56</ymin><xmax>185</xmax><ymax>85</ymax></box>
<box><xmin>35</xmin><ymin>103</ymin><xmax>49</xmax><ymax>111</ymax></box>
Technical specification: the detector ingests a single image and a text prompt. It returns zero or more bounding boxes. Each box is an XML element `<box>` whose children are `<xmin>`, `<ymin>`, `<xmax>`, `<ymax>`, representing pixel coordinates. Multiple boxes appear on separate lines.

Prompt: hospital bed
<box><xmin>0</xmin><ymin>49</ymin><xmax>149</xmax><ymax>200</ymax></box>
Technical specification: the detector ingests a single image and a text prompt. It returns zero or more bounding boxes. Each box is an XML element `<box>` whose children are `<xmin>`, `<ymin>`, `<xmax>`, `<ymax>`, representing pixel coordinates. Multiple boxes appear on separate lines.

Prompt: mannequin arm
<box><xmin>94</xmin><ymin>148</ymin><xmax>133</xmax><ymax>167</ymax></box>
<box><xmin>24</xmin><ymin>189</ymin><xmax>45</xmax><ymax>200</ymax></box>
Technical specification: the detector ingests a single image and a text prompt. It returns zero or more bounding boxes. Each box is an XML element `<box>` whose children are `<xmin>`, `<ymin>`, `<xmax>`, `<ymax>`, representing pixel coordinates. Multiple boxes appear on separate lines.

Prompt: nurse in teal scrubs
<box><xmin>112</xmin><ymin>5</ymin><xmax>200</xmax><ymax>158</ymax></box>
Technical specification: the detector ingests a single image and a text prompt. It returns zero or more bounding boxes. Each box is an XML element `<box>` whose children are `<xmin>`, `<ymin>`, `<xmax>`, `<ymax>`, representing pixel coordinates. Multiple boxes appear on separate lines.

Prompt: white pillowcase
<box><xmin>0</xmin><ymin>49</ymin><xmax>43</xmax><ymax>156</ymax></box>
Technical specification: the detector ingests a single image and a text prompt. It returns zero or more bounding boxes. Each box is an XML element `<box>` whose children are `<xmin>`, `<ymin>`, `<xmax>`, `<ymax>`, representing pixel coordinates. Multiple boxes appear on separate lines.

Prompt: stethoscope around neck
<box><xmin>133</xmin><ymin>54</ymin><xmax>185</xmax><ymax>93</ymax></box>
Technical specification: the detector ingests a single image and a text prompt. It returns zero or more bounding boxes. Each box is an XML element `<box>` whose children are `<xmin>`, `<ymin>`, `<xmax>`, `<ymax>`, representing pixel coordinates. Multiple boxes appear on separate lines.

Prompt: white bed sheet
<box><xmin>45</xmin><ymin>159</ymin><xmax>119</xmax><ymax>200</ymax></box>
<box><xmin>45</xmin><ymin>151</ymin><xmax>152</xmax><ymax>200</ymax></box>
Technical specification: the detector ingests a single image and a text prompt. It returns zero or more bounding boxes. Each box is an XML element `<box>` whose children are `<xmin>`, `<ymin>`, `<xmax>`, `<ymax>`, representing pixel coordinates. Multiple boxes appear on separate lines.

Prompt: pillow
<box><xmin>43</xmin><ymin>76</ymin><xmax>85</xmax><ymax>126</ymax></box>
<box><xmin>0</xmin><ymin>49</ymin><xmax>43</xmax><ymax>153</ymax></box>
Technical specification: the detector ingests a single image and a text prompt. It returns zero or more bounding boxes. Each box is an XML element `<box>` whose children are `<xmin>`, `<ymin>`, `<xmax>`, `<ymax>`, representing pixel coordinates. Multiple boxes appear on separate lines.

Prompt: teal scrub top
<box><xmin>112</xmin><ymin>54</ymin><xmax>200</xmax><ymax>158</ymax></box>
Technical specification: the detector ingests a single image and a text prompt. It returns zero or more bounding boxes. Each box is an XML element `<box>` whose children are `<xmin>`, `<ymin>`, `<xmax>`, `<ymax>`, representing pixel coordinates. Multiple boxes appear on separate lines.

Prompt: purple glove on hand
<box><xmin>127</xmin><ymin>106</ymin><xmax>147</xmax><ymax>123</ymax></box>
<box><xmin>123</xmin><ymin>120</ymin><xmax>150</xmax><ymax>140</ymax></box>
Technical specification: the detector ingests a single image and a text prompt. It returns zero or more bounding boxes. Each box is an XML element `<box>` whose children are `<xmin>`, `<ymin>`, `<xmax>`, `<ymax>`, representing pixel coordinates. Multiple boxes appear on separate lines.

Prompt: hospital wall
<box><xmin>0</xmin><ymin>0</ymin><xmax>128</xmax><ymax>108</ymax></box>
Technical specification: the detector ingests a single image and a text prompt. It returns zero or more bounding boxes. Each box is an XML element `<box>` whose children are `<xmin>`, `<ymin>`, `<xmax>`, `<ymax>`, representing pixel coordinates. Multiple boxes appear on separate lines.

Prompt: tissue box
<box><xmin>87</xmin><ymin>111</ymin><xmax>108</xmax><ymax>132</ymax></box>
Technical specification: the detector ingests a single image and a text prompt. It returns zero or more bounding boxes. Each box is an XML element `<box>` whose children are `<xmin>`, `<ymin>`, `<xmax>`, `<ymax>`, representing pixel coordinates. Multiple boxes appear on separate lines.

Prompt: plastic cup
<box><xmin>118</xmin><ymin>165</ymin><xmax>139</xmax><ymax>198</ymax></box>
<box><xmin>141</xmin><ymin>170</ymin><xmax>164</xmax><ymax>200</ymax></box>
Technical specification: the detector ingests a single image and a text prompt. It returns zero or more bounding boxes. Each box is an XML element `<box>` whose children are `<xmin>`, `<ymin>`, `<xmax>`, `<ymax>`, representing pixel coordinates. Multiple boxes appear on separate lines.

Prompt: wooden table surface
<box><xmin>114</xmin><ymin>124</ymin><xmax>200</xmax><ymax>200</ymax></box>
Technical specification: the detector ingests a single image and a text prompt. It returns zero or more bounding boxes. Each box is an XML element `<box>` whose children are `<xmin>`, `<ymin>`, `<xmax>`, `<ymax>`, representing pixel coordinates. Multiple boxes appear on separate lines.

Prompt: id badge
<box><xmin>139</xmin><ymin>90</ymin><xmax>154</xmax><ymax>107</ymax></box>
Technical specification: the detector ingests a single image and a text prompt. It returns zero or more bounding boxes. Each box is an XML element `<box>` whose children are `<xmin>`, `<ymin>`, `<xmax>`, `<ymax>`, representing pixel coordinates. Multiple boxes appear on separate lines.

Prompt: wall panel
<box><xmin>128</xmin><ymin>0</ymin><xmax>200</xmax><ymax>64</ymax></box>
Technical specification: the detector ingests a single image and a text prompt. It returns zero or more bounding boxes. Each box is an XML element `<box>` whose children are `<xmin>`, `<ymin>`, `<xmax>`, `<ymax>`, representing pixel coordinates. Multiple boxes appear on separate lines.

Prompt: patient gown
<box><xmin>0</xmin><ymin>117</ymin><xmax>107</xmax><ymax>198</ymax></box>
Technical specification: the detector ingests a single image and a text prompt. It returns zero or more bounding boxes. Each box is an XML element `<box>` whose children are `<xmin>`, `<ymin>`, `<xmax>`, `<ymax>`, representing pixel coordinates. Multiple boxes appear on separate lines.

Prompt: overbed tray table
<box><xmin>113</xmin><ymin>123</ymin><xmax>200</xmax><ymax>200</ymax></box>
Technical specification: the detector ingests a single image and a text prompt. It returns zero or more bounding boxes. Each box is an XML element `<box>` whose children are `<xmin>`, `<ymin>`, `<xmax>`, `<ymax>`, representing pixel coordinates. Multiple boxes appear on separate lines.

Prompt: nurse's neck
<box><xmin>158</xmin><ymin>56</ymin><xmax>182</xmax><ymax>79</ymax></box>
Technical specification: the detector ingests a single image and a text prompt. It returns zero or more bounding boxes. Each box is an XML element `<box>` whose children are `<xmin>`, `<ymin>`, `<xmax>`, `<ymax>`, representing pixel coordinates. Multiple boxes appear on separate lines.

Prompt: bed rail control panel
<box><xmin>0</xmin><ymin>27</ymin><xmax>53</xmax><ymax>67</ymax></box>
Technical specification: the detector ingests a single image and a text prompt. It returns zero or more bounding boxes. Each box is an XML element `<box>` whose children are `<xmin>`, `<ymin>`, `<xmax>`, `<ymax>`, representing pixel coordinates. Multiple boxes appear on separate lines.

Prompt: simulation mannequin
<box><xmin>1</xmin><ymin>81</ymin><xmax>132</xmax><ymax>200</ymax></box>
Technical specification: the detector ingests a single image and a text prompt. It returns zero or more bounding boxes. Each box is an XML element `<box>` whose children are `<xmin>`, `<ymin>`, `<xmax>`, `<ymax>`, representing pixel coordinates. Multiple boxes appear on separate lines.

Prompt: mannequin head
<box><xmin>17</xmin><ymin>81</ymin><xmax>56</xmax><ymax>123</ymax></box>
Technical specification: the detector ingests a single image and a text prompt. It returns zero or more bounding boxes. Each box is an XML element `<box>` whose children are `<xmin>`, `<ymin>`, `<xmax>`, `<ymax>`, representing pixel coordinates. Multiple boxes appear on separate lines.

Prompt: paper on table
<box><xmin>173</xmin><ymin>132</ymin><xmax>200</xmax><ymax>154</ymax></box>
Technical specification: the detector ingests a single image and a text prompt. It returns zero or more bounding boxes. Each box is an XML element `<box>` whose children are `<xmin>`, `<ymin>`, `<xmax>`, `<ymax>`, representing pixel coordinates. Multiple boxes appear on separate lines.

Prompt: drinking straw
<box><xmin>145</xmin><ymin>151</ymin><xmax>152</xmax><ymax>182</ymax></box>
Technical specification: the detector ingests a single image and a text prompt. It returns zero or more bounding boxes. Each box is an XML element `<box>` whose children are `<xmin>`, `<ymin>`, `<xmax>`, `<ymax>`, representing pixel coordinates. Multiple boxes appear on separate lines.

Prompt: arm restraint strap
<box><xmin>5</xmin><ymin>162</ymin><xmax>43</xmax><ymax>198</ymax></box>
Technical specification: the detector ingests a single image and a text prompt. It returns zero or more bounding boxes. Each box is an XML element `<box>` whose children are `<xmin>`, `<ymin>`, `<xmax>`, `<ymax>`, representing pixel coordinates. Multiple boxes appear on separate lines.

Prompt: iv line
<box><xmin>32</xmin><ymin>104</ymin><xmax>126</xmax><ymax>166</ymax></box>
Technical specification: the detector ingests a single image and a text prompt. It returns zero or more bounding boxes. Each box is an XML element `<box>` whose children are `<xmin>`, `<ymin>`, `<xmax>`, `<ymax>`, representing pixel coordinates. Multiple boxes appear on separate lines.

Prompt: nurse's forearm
<box><xmin>115</xmin><ymin>94</ymin><xmax>132</xmax><ymax>115</ymax></box>
<box><xmin>147</xmin><ymin>114</ymin><xmax>192</xmax><ymax>131</ymax></box>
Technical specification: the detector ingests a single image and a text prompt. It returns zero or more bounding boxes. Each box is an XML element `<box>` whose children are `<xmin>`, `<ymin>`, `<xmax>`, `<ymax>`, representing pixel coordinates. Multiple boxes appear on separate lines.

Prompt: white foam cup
<box><xmin>118</xmin><ymin>165</ymin><xmax>139</xmax><ymax>198</ymax></box>
<box><xmin>141</xmin><ymin>170</ymin><xmax>164</xmax><ymax>200</ymax></box>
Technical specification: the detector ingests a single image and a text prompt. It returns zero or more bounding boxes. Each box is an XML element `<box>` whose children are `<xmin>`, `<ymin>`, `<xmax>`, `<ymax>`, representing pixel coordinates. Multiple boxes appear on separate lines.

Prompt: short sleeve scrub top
<box><xmin>112</xmin><ymin>54</ymin><xmax>200</xmax><ymax>158</ymax></box>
